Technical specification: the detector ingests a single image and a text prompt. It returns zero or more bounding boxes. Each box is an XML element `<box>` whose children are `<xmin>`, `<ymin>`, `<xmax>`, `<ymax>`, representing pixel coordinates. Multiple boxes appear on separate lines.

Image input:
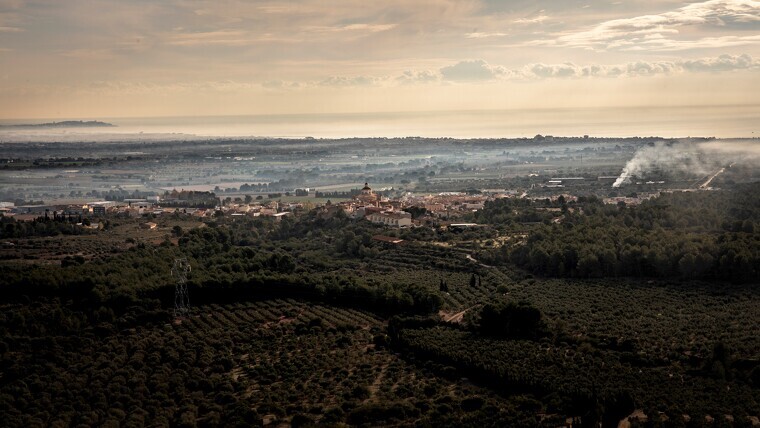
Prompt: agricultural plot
<box><xmin>0</xmin><ymin>298</ymin><xmax>548</xmax><ymax>427</ymax></box>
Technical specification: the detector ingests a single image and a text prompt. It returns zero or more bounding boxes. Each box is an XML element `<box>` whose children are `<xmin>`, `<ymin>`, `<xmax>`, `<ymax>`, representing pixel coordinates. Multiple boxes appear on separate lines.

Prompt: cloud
<box><xmin>49</xmin><ymin>80</ymin><xmax>266</xmax><ymax>96</ymax></box>
<box><xmin>682</xmin><ymin>0</ymin><xmax>760</xmax><ymax>23</ymax></box>
<box><xmin>318</xmin><ymin>75</ymin><xmax>385</xmax><ymax>87</ymax></box>
<box><xmin>627</xmin><ymin>34</ymin><xmax>760</xmax><ymax>51</ymax></box>
<box><xmin>255</xmin><ymin>4</ymin><xmax>302</xmax><ymax>14</ymax></box>
<box><xmin>260</xmin><ymin>70</ymin><xmax>440</xmax><ymax>89</ymax></box>
<box><xmin>465</xmin><ymin>32</ymin><xmax>508</xmax><ymax>39</ymax></box>
<box><xmin>306</xmin><ymin>23</ymin><xmax>396</xmax><ymax>34</ymax></box>
<box><xmin>396</xmin><ymin>70</ymin><xmax>440</xmax><ymax>84</ymax></box>
<box><xmin>623</xmin><ymin>61</ymin><xmax>681</xmax><ymax>76</ymax></box>
<box><xmin>4</xmin><ymin>53</ymin><xmax>756</xmax><ymax>103</ymax></box>
<box><xmin>260</xmin><ymin>54</ymin><xmax>760</xmax><ymax>90</ymax></box>
<box><xmin>0</xmin><ymin>0</ymin><xmax>24</xmax><ymax>33</ymax></box>
<box><xmin>166</xmin><ymin>30</ymin><xmax>255</xmax><ymax>46</ymax></box>
<box><xmin>440</xmin><ymin>59</ymin><xmax>509</xmax><ymax>81</ymax></box>
<box><xmin>59</xmin><ymin>48</ymin><xmax>116</xmax><ymax>60</ymax></box>
<box><xmin>524</xmin><ymin>54</ymin><xmax>758</xmax><ymax>79</ymax></box>
<box><xmin>681</xmin><ymin>53</ymin><xmax>756</xmax><ymax>71</ymax></box>
<box><xmin>341</xmin><ymin>23</ymin><xmax>396</xmax><ymax>32</ymax></box>
<box><xmin>538</xmin><ymin>0</ymin><xmax>760</xmax><ymax>51</ymax></box>
<box><xmin>514</xmin><ymin>15</ymin><xmax>549</xmax><ymax>24</ymax></box>
<box><xmin>261</xmin><ymin>80</ymin><xmax>286</xmax><ymax>89</ymax></box>
<box><xmin>528</xmin><ymin>63</ymin><xmax>585</xmax><ymax>78</ymax></box>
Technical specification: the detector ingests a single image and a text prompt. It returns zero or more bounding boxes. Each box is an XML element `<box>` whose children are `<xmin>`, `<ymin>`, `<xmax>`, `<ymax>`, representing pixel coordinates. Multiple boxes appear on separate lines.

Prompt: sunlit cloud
<box><xmin>340</xmin><ymin>23</ymin><xmax>397</xmax><ymax>32</ymax></box>
<box><xmin>465</xmin><ymin>32</ymin><xmax>508</xmax><ymax>39</ymax></box>
<box><xmin>535</xmin><ymin>0</ymin><xmax>760</xmax><ymax>51</ymax></box>
<box><xmin>514</xmin><ymin>15</ymin><xmax>549</xmax><ymax>25</ymax></box>
<box><xmin>626</xmin><ymin>34</ymin><xmax>760</xmax><ymax>51</ymax></box>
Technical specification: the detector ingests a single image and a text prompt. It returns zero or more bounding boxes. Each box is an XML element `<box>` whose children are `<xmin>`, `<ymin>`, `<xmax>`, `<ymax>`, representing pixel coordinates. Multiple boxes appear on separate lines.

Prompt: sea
<box><xmin>0</xmin><ymin>105</ymin><xmax>758</xmax><ymax>142</ymax></box>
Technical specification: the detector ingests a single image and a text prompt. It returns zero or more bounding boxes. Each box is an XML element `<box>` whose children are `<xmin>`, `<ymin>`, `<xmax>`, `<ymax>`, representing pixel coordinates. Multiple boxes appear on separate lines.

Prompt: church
<box><xmin>355</xmin><ymin>182</ymin><xmax>379</xmax><ymax>206</ymax></box>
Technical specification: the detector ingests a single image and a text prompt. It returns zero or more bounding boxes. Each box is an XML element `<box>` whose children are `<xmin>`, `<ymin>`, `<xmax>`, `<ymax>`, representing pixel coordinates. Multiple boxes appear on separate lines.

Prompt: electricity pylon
<box><xmin>172</xmin><ymin>258</ymin><xmax>191</xmax><ymax>317</ymax></box>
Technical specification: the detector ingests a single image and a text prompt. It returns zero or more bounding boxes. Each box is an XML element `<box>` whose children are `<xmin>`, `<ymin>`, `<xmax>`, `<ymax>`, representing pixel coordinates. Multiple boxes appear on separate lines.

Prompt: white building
<box><xmin>367</xmin><ymin>211</ymin><xmax>412</xmax><ymax>227</ymax></box>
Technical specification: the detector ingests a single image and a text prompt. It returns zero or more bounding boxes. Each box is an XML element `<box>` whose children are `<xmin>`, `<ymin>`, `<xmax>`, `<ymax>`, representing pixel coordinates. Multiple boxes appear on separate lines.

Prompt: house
<box><xmin>12</xmin><ymin>205</ymin><xmax>56</xmax><ymax>215</ymax></box>
<box><xmin>367</xmin><ymin>211</ymin><xmax>412</xmax><ymax>227</ymax></box>
<box><xmin>11</xmin><ymin>214</ymin><xmax>38</xmax><ymax>222</ymax></box>
<box><xmin>354</xmin><ymin>205</ymin><xmax>382</xmax><ymax>219</ymax></box>
<box><xmin>259</xmin><ymin>207</ymin><xmax>277</xmax><ymax>216</ymax></box>
<box><xmin>424</xmin><ymin>203</ymin><xmax>445</xmax><ymax>213</ymax></box>
<box><xmin>124</xmin><ymin>199</ymin><xmax>153</xmax><ymax>210</ymax></box>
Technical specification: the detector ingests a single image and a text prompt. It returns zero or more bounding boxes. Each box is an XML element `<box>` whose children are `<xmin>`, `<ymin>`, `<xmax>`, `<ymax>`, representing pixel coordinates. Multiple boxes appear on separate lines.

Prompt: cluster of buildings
<box><xmin>318</xmin><ymin>183</ymin><xmax>507</xmax><ymax>228</ymax></box>
<box><xmin>0</xmin><ymin>197</ymin><xmax>300</xmax><ymax>223</ymax></box>
<box><xmin>3</xmin><ymin>182</ymin><xmax>595</xmax><ymax>230</ymax></box>
<box><xmin>603</xmin><ymin>193</ymin><xmax>659</xmax><ymax>206</ymax></box>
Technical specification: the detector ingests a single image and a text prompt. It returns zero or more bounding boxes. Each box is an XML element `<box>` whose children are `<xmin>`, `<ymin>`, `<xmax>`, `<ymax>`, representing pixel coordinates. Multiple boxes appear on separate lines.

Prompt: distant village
<box><xmin>0</xmin><ymin>180</ymin><xmax>662</xmax><ymax>230</ymax></box>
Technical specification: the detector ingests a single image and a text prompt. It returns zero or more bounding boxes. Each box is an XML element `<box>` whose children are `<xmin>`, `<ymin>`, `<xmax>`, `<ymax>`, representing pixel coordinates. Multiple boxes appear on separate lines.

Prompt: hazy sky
<box><xmin>1</xmin><ymin>0</ymin><xmax>759</xmax><ymax>124</ymax></box>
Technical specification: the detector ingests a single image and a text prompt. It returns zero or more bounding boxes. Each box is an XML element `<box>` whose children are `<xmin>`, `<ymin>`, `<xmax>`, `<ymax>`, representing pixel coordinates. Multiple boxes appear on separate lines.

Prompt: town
<box><xmin>2</xmin><ymin>179</ymin><xmax>667</xmax><ymax>231</ymax></box>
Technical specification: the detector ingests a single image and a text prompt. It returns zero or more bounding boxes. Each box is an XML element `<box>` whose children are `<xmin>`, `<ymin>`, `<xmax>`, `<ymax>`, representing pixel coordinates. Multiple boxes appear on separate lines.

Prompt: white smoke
<box><xmin>612</xmin><ymin>139</ymin><xmax>760</xmax><ymax>188</ymax></box>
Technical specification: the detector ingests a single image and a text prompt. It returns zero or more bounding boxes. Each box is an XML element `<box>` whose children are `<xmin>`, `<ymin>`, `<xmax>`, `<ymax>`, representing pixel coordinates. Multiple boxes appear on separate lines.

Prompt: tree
<box><xmin>478</xmin><ymin>300</ymin><xmax>546</xmax><ymax>338</ymax></box>
<box><xmin>678</xmin><ymin>253</ymin><xmax>698</xmax><ymax>278</ymax></box>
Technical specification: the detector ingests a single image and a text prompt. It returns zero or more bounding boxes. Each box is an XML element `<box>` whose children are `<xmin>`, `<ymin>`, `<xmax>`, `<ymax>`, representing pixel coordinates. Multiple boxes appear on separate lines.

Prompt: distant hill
<box><xmin>0</xmin><ymin>120</ymin><xmax>115</xmax><ymax>129</ymax></box>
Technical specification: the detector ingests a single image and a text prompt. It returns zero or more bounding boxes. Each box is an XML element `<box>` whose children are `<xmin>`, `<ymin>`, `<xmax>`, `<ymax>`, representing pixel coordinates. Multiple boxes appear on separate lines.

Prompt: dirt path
<box><xmin>466</xmin><ymin>254</ymin><xmax>492</xmax><ymax>268</ymax></box>
<box><xmin>700</xmin><ymin>165</ymin><xmax>730</xmax><ymax>189</ymax></box>
<box><xmin>366</xmin><ymin>360</ymin><xmax>389</xmax><ymax>401</ymax></box>
<box><xmin>440</xmin><ymin>305</ymin><xmax>481</xmax><ymax>323</ymax></box>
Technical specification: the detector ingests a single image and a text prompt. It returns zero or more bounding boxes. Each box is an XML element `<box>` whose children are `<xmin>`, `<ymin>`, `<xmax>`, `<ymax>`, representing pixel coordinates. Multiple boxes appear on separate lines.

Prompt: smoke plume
<box><xmin>612</xmin><ymin>139</ymin><xmax>760</xmax><ymax>188</ymax></box>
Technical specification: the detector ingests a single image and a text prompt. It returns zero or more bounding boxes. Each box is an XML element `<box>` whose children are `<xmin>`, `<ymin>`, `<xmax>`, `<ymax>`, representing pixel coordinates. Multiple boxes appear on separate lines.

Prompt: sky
<box><xmin>0</xmin><ymin>0</ymin><xmax>759</xmax><ymax>136</ymax></box>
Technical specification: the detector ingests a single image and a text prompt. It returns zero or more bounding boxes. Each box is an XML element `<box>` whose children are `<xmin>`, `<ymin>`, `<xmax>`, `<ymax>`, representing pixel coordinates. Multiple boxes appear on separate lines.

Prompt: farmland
<box><xmin>1</xmin><ymin>182</ymin><xmax>759</xmax><ymax>426</ymax></box>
